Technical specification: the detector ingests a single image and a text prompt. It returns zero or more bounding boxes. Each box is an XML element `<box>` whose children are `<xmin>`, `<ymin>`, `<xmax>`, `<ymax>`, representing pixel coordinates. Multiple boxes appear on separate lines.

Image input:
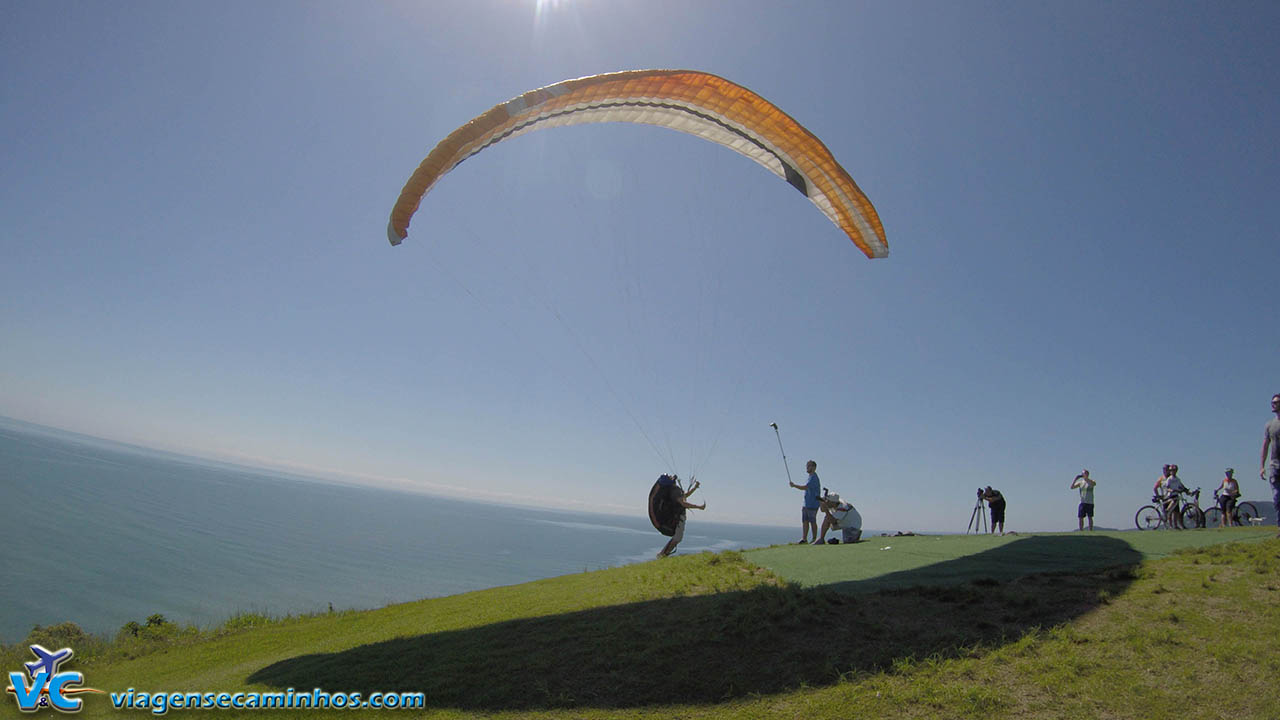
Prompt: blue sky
<box><xmin>2</xmin><ymin>0</ymin><xmax>1277</xmax><ymax>532</ymax></box>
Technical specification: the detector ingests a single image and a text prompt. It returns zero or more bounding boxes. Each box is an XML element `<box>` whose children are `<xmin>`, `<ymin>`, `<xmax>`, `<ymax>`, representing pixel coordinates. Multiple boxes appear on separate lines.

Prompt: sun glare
<box><xmin>533</xmin><ymin>0</ymin><xmax>575</xmax><ymax>32</ymax></box>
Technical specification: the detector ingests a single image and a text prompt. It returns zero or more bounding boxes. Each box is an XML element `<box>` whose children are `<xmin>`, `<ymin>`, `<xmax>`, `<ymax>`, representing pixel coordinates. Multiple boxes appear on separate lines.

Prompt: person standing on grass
<box><xmin>981</xmin><ymin>486</ymin><xmax>1006</xmax><ymax>535</ymax></box>
<box><xmin>1216</xmin><ymin>469</ymin><xmax>1241</xmax><ymax>527</ymax></box>
<box><xmin>789</xmin><ymin>460</ymin><xmax>821</xmax><ymax>544</ymax></box>
<box><xmin>1154</xmin><ymin>464</ymin><xmax>1171</xmax><ymax>498</ymax></box>
<box><xmin>1071</xmin><ymin>470</ymin><xmax>1096</xmax><ymax>530</ymax></box>
<box><xmin>1262</xmin><ymin>393</ymin><xmax>1280</xmax><ymax>536</ymax></box>
<box><xmin>1162</xmin><ymin>465</ymin><xmax>1188</xmax><ymax>529</ymax></box>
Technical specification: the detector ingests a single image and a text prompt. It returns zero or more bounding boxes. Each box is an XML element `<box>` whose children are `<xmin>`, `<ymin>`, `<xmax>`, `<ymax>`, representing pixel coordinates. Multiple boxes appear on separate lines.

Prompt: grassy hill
<box><xmin>4</xmin><ymin>528</ymin><xmax>1278</xmax><ymax>718</ymax></box>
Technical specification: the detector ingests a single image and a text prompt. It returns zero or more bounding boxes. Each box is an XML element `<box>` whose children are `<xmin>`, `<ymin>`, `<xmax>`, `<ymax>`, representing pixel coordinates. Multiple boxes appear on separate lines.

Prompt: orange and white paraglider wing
<box><xmin>387</xmin><ymin>69</ymin><xmax>887</xmax><ymax>259</ymax></box>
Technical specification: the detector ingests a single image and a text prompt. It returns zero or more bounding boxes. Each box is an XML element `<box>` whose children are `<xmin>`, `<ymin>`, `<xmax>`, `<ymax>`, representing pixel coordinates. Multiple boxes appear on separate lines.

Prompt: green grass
<box><xmin>4</xmin><ymin>531</ymin><xmax>1278</xmax><ymax>719</ymax></box>
<box><xmin>749</xmin><ymin>528</ymin><xmax>1274</xmax><ymax>590</ymax></box>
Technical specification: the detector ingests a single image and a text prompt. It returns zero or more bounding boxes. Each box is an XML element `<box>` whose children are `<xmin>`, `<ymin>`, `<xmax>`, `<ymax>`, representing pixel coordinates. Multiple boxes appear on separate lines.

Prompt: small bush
<box><xmin>19</xmin><ymin>623</ymin><xmax>108</xmax><ymax>663</ymax></box>
<box><xmin>25</xmin><ymin>622</ymin><xmax>91</xmax><ymax>649</ymax></box>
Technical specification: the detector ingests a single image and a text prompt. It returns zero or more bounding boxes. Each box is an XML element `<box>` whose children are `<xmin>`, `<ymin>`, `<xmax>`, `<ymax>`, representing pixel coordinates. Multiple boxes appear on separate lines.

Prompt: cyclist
<box><xmin>1161</xmin><ymin>465</ymin><xmax>1188</xmax><ymax>529</ymax></box>
<box><xmin>1154</xmin><ymin>464</ymin><xmax>1171</xmax><ymax>497</ymax></box>
<box><xmin>1216</xmin><ymin>468</ymin><xmax>1241</xmax><ymax>527</ymax></box>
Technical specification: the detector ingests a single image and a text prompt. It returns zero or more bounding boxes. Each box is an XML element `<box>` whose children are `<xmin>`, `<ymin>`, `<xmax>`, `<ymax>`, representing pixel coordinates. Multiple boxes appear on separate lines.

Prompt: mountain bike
<box><xmin>1180</xmin><ymin>488</ymin><xmax>1207</xmax><ymax>529</ymax></box>
<box><xmin>1202</xmin><ymin>489</ymin><xmax>1260</xmax><ymax>527</ymax></box>
<box><xmin>1135</xmin><ymin>495</ymin><xmax>1177</xmax><ymax>530</ymax></box>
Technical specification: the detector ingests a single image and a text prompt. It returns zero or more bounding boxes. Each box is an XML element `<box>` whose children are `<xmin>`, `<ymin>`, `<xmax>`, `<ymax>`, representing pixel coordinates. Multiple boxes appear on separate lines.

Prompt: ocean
<box><xmin>0</xmin><ymin>417</ymin><xmax>791</xmax><ymax>643</ymax></box>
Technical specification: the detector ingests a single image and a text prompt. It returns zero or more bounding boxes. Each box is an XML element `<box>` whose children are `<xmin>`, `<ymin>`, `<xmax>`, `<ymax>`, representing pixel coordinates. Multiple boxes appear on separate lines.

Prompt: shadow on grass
<box><xmin>825</xmin><ymin>532</ymin><xmax>1145</xmax><ymax>593</ymax></box>
<box><xmin>249</xmin><ymin>535</ymin><xmax>1140</xmax><ymax>710</ymax></box>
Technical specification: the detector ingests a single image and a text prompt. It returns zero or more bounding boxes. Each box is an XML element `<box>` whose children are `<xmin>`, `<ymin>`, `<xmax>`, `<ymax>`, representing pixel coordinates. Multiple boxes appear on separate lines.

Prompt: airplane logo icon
<box><xmin>24</xmin><ymin>645</ymin><xmax>73</xmax><ymax>680</ymax></box>
<box><xmin>7</xmin><ymin>644</ymin><xmax>102</xmax><ymax>712</ymax></box>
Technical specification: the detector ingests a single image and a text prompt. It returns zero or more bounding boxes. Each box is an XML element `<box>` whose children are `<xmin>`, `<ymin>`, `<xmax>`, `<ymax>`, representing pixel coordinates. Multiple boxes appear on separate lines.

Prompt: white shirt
<box><xmin>1220</xmin><ymin>477</ymin><xmax>1240</xmax><ymax>497</ymax></box>
<box><xmin>832</xmin><ymin>503</ymin><xmax>861</xmax><ymax>530</ymax></box>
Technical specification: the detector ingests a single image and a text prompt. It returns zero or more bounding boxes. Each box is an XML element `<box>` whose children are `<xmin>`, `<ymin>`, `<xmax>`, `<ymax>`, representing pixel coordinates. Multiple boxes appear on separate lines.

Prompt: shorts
<box><xmin>989</xmin><ymin>502</ymin><xmax>1006</xmax><ymax>525</ymax></box>
<box><xmin>802</xmin><ymin>506</ymin><xmax>818</xmax><ymax>523</ymax></box>
<box><xmin>841</xmin><ymin>527</ymin><xmax>862</xmax><ymax>543</ymax></box>
<box><xmin>1218</xmin><ymin>495</ymin><xmax>1237</xmax><ymax>513</ymax></box>
<box><xmin>1078</xmin><ymin>502</ymin><xmax>1094</xmax><ymax>519</ymax></box>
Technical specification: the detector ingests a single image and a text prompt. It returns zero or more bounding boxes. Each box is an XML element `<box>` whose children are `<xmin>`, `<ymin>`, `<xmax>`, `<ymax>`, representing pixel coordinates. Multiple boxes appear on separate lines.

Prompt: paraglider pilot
<box><xmin>655</xmin><ymin>475</ymin><xmax>705</xmax><ymax>558</ymax></box>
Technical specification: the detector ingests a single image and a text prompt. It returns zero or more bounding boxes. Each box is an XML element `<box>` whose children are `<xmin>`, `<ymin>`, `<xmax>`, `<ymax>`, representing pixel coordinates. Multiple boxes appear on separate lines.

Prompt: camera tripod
<box><xmin>967</xmin><ymin>496</ymin><xmax>987</xmax><ymax>534</ymax></box>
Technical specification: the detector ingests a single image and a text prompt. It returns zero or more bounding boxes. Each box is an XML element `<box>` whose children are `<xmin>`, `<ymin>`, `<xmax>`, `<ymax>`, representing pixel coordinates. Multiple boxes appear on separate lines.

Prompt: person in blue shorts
<box><xmin>1071</xmin><ymin>470</ymin><xmax>1096</xmax><ymax>531</ymax></box>
<box><xmin>789</xmin><ymin>459</ymin><xmax>821</xmax><ymax>544</ymax></box>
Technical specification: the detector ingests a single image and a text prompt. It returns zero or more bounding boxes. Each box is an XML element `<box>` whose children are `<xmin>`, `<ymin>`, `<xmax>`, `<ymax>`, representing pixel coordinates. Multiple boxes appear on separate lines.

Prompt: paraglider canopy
<box><xmin>387</xmin><ymin>69</ymin><xmax>887</xmax><ymax>259</ymax></box>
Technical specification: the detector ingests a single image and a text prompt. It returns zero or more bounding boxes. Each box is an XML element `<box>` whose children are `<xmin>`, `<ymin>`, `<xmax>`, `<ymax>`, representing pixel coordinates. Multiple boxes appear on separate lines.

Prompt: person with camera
<box><xmin>813</xmin><ymin>491</ymin><xmax>862</xmax><ymax>544</ymax></box>
<box><xmin>1071</xmin><ymin>470</ymin><xmax>1096</xmax><ymax>531</ymax></box>
<box><xmin>980</xmin><ymin>486</ymin><xmax>1006</xmax><ymax>534</ymax></box>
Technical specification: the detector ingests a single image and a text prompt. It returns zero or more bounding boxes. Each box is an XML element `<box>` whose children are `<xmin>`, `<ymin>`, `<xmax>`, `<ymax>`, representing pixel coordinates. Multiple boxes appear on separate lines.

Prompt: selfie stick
<box><xmin>770</xmin><ymin>422</ymin><xmax>793</xmax><ymax>486</ymax></box>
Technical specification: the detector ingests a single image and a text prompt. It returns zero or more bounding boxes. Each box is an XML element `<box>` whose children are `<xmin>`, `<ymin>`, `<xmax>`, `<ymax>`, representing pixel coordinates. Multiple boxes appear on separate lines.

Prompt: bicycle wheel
<box><xmin>1181</xmin><ymin>505</ymin><xmax>1203</xmax><ymax>529</ymax></box>
<box><xmin>1204</xmin><ymin>507</ymin><xmax>1222</xmax><ymax>527</ymax></box>
<box><xmin>1237</xmin><ymin>502</ymin><xmax>1259</xmax><ymax>526</ymax></box>
<box><xmin>1135</xmin><ymin>505</ymin><xmax>1163</xmax><ymax>530</ymax></box>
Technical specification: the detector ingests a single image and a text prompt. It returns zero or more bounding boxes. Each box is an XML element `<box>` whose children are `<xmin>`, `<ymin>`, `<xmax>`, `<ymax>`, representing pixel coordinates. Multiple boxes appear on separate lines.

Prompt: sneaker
<box><xmin>813</xmin><ymin>539</ymin><xmax>826</xmax><ymax>545</ymax></box>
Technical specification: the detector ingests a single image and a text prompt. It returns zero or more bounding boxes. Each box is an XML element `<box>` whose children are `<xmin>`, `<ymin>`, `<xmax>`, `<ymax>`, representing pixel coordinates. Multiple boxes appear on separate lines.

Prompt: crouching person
<box><xmin>815</xmin><ymin>492</ymin><xmax>862</xmax><ymax>544</ymax></box>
